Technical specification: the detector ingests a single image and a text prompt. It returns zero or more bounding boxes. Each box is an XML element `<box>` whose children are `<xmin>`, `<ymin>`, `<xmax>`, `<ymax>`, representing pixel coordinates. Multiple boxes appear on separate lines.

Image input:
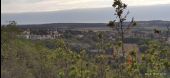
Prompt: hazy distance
<box><xmin>1</xmin><ymin>4</ymin><xmax>170</xmax><ymax>25</ymax></box>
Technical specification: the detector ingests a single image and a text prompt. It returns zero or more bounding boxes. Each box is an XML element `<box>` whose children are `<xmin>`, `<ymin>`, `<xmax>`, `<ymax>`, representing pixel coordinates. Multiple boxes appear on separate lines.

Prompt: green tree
<box><xmin>108</xmin><ymin>0</ymin><xmax>136</xmax><ymax>58</ymax></box>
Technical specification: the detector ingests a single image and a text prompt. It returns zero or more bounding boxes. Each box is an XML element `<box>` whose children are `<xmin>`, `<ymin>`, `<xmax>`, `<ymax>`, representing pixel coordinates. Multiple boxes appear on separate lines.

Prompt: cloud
<box><xmin>122</xmin><ymin>0</ymin><xmax>170</xmax><ymax>6</ymax></box>
<box><xmin>2</xmin><ymin>0</ymin><xmax>43</xmax><ymax>4</ymax></box>
<box><xmin>2</xmin><ymin>0</ymin><xmax>111</xmax><ymax>13</ymax></box>
<box><xmin>2</xmin><ymin>0</ymin><xmax>170</xmax><ymax>13</ymax></box>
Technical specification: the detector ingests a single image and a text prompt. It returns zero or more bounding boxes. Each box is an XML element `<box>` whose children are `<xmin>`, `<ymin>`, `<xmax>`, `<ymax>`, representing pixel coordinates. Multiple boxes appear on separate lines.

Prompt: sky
<box><xmin>2</xmin><ymin>0</ymin><xmax>170</xmax><ymax>13</ymax></box>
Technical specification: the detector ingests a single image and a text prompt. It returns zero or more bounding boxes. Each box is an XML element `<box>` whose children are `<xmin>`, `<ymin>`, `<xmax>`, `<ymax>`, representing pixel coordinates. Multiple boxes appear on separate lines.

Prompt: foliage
<box><xmin>1</xmin><ymin>1</ymin><xmax>170</xmax><ymax>77</ymax></box>
<box><xmin>108</xmin><ymin>0</ymin><xmax>137</xmax><ymax>57</ymax></box>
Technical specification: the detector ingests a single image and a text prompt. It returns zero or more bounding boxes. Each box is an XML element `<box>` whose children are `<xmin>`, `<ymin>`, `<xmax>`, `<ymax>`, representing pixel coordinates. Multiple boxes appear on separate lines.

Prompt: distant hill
<box><xmin>17</xmin><ymin>21</ymin><xmax>170</xmax><ymax>31</ymax></box>
<box><xmin>17</xmin><ymin>23</ymin><xmax>108</xmax><ymax>30</ymax></box>
<box><xmin>1</xmin><ymin>4</ymin><xmax>170</xmax><ymax>25</ymax></box>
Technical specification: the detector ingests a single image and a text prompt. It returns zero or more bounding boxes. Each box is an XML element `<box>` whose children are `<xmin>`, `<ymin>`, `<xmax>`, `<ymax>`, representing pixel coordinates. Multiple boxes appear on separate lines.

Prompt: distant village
<box><xmin>16</xmin><ymin>22</ymin><xmax>170</xmax><ymax>46</ymax></box>
<box><xmin>19</xmin><ymin>27</ymin><xmax>170</xmax><ymax>44</ymax></box>
<box><xmin>20</xmin><ymin>29</ymin><xmax>62</xmax><ymax>40</ymax></box>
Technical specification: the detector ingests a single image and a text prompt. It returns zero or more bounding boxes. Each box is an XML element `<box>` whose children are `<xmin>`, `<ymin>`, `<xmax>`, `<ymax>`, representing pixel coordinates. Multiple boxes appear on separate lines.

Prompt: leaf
<box><xmin>107</xmin><ymin>21</ymin><xmax>115</xmax><ymax>28</ymax></box>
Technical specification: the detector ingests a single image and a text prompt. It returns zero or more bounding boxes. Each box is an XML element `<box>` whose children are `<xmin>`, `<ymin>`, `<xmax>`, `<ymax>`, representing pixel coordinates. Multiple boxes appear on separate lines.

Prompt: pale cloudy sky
<box><xmin>2</xmin><ymin>0</ymin><xmax>170</xmax><ymax>13</ymax></box>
